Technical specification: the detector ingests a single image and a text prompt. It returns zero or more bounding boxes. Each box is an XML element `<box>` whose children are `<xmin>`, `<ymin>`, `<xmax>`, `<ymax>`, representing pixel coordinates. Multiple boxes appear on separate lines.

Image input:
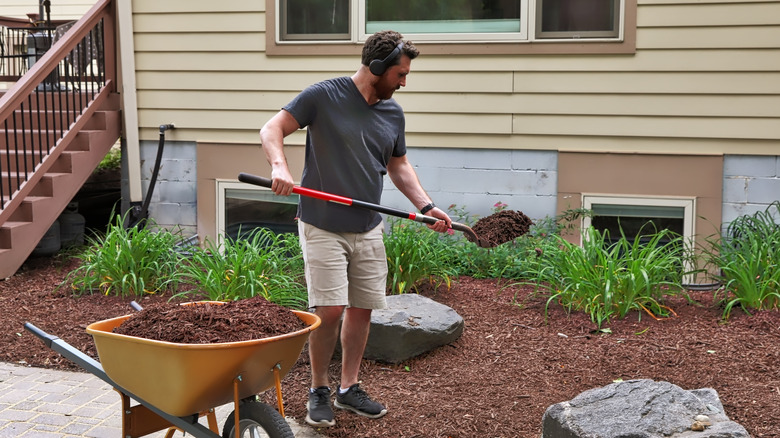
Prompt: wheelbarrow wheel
<box><xmin>221</xmin><ymin>400</ymin><xmax>294</xmax><ymax>438</ymax></box>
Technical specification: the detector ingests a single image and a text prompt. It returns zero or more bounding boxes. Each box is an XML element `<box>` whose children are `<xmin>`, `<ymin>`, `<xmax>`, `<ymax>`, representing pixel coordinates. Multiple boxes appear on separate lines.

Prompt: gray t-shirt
<box><xmin>283</xmin><ymin>77</ymin><xmax>407</xmax><ymax>233</ymax></box>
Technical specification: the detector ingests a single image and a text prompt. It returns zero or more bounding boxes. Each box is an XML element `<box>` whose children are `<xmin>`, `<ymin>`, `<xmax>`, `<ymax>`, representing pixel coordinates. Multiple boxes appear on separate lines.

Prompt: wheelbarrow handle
<box><xmin>237</xmin><ymin>172</ymin><xmax>483</xmax><ymax>245</ymax></box>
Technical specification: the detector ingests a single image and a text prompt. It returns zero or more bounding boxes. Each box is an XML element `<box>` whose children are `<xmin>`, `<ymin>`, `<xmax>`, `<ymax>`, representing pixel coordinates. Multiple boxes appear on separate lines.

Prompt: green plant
<box><xmin>528</xmin><ymin>226</ymin><xmax>688</xmax><ymax>327</ymax></box>
<box><xmin>705</xmin><ymin>202</ymin><xmax>780</xmax><ymax>319</ymax></box>
<box><xmin>384</xmin><ymin>218</ymin><xmax>457</xmax><ymax>294</ymax></box>
<box><xmin>64</xmin><ymin>214</ymin><xmax>183</xmax><ymax>297</ymax></box>
<box><xmin>96</xmin><ymin>146</ymin><xmax>121</xmax><ymax>171</ymax></box>
<box><xmin>175</xmin><ymin>228</ymin><xmax>308</xmax><ymax>309</ymax></box>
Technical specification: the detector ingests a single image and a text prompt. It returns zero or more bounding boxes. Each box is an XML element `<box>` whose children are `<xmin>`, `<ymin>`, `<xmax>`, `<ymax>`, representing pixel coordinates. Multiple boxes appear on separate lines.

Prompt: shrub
<box><xmin>384</xmin><ymin>218</ymin><xmax>457</xmax><ymax>294</ymax></box>
<box><xmin>175</xmin><ymin>228</ymin><xmax>308</xmax><ymax>309</ymax></box>
<box><xmin>528</xmin><ymin>226</ymin><xmax>689</xmax><ymax>327</ymax></box>
<box><xmin>65</xmin><ymin>214</ymin><xmax>183</xmax><ymax>297</ymax></box>
<box><xmin>705</xmin><ymin>201</ymin><xmax>780</xmax><ymax>319</ymax></box>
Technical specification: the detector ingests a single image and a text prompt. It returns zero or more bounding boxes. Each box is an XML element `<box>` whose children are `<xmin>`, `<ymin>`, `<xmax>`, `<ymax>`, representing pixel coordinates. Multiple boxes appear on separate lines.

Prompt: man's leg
<box><xmin>339</xmin><ymin>306</ymin><xmax>372</xmax><ymax>387</ymax></box>
<box><xmin>305</xmin><ymin>305</ymin><xmax>343</xmax><ymax>427</ymax></box>
<box><xmin>334</xmin><ymin>309</ymin><xmax>387</xmax><ymax>419</ymax></box>
<box><xmin>309</xmin><ymin>305</ymin><xmax>345</xmax><ymax>388</ymax></box>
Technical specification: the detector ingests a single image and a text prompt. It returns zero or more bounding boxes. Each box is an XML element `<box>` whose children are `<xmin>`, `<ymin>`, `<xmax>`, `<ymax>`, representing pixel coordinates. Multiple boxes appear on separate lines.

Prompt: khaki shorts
<box><xmin>298</xmin><ymin>220</ymin><xmax>388</xmax><ymax>310</ymax></box>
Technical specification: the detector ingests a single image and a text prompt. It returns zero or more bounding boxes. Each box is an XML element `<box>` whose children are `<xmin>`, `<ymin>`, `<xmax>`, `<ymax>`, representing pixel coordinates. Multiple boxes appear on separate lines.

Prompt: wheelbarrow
<box><xmin>24</xmin><ymin>301</ymin><xmax>320</xmax><ymax>438</ymax></box>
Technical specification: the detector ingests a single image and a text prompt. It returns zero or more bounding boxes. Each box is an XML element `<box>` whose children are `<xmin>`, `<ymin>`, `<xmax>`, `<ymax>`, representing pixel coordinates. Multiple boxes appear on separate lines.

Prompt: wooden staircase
<box><xmin>0</xmin><ymin>0</ymin><xmax>119</xmax><ymax>279</ymax></box>
<box><xmin>0</xmin><ymin>90</ymin><xmax>120</xmax><ymax>278</ymax></box>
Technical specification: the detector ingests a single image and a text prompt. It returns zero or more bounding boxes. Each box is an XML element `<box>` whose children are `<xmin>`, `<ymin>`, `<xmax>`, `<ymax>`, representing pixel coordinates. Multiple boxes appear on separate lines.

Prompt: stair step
<box><xmin>5</xmin><ymin>109</ymin><xmax>108</xmax><ymax>131</ymax></box>
<box><xmin>7</xmin><ymin>196</ymin><xmax>52</xmax><ymax>222</ymax></box>
<box><xmin>6</xmin><ymin>90</ymin><xmax>98</xmax><ymax>111</ymax></box>
<box><xmin>7</xmin><ymin>109</ymin><xmax>106</xmax><ymax>134</ymax></box>
<box><xmin>0</xmin><ymin>126</ymin><xmax>112</xmax><ymax>151</ymax></box>
<box><xmin>0</xmin><ymin>148</ymin><xmax>85</xmax><ymax>173</ymax></box>
<box><xmin>0</xmin><ymin>220</ymin><xmax>29</xmax><ymax>250</ymax></box>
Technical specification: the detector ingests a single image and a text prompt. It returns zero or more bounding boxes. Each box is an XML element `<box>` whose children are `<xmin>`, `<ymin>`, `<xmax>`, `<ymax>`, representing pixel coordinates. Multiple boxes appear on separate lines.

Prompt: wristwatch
<box><xmin>420</xmin><ymin>203</ymin><xmax>436</xmax><ymax>215</ymax></box>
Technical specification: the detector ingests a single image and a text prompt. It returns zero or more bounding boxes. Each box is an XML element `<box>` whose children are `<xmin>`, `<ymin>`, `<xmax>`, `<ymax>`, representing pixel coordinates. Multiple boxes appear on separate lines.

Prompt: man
<box><xmin>259</xmin><ymin>30</ymin><xmax>452</xmax><ymax>427</ymax></box>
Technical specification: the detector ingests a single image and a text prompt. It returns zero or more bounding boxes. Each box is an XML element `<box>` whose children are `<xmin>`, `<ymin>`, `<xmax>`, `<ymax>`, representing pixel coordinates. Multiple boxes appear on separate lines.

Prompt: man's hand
<box><xmin>269</xmin><ymin>167</ymin><xmax>295</xmax><ymax>196</ymax></box>
<box><xmin>424</xmin><ymin>207</ymin><xmax>452</xmax><ymax>233</ymax></box>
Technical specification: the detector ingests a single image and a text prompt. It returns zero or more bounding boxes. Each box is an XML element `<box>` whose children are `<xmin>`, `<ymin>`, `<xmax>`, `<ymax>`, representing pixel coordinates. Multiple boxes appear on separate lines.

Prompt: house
<box><xmin>1</xmin><ymin>0</ymin><xmax>778</xmax><ymax>279</ymax></box>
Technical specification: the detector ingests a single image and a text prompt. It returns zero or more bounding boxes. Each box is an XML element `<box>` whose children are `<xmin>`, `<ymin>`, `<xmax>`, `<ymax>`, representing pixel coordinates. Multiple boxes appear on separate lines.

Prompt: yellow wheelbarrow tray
<box><xmin>25</xmin><ymin>301</ymin><xmax>320</xmax><ymax>438</ymax></box>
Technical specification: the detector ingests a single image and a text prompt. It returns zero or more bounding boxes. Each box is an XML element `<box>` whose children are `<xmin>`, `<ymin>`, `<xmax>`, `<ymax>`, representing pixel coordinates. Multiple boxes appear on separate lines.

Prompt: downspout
<box><xmin>116</xmin><ymin>0</ymin><xmax>142</xmax><ymax>222</ymax></box>
<box><xmin>128</xmin><ymin>124</ymin><xmax>175</xmax><ymax>228</ymax></box>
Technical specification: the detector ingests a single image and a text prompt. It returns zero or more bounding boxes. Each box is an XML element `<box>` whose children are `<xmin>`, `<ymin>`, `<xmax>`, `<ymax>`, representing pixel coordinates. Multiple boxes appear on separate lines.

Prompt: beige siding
<box><xmin>129</xmin><ymin>0</ymin><xmax>780</xmax><ymax>156</ymax></box>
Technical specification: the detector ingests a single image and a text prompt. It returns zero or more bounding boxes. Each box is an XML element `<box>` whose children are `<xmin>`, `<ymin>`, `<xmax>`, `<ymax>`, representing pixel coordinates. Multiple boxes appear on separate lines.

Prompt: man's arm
<box><xmin>387</xmin><ymin>155</ymin><xmax>451</xmax><ymax>232</ymax></box>
<box><xmin>259</xmin><ymin>109</ymin><xmax>301</xmax><ymax>196</ymax></box>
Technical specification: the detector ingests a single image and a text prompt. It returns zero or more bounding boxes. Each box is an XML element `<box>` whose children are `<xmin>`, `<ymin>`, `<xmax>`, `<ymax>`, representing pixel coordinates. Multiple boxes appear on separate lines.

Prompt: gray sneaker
<box><xmin>334</xmin><ymin>383</ymin><xmax>388</xmax><ymax>419</ymax></box>
<box><xmin>306</xmin><ymin>386</ymin><xmax>335</xmax><ymax>427</ymax></box>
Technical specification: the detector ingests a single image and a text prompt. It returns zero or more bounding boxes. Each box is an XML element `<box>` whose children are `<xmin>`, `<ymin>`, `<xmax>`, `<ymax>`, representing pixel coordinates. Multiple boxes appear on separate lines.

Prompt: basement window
<box><xmin>581</xmin><ymin>195</ymin><xmax>696</xmax><ymax>281</ymax></box>
<box><xmin>216</xmin><ymin>180</ymin><xmax>299</xmax><ymax>242</ymax></box>
<box><xmin>581</xmin><ymin>195</ymin><xmax>695</xmax><ymax>248</ymax></box>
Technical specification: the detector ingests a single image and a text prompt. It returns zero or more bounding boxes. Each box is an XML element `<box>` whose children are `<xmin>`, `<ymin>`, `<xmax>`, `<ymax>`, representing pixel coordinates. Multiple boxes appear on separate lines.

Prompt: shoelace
<box><xmin>348</xmin><ymin>386</ymin><xmax>372</xmax><ymax>405</ymax></box>
<box><xmin>312</xmin><ymin>389</ymin><xmax>330</xmax><ymax>404</ymax></box>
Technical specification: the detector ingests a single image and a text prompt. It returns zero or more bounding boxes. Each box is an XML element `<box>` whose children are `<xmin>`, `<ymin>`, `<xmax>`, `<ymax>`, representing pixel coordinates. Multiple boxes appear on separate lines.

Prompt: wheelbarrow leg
<box><xmin>118</xmin><ymin>391</ymin><xmax>219</xmax><ymax>438</ymax></box>
<box><xmin>273</xmin><ymin>363</ymin><xmax>285</xmax><ymax>417</ymax></box>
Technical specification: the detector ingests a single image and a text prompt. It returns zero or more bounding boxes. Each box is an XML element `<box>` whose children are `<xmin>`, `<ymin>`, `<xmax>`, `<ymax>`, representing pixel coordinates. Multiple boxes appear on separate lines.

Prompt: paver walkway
<box><xmin>0</xmin><ymin>362</ymin><xmax>322</xmax><ymax>437</ymax></box>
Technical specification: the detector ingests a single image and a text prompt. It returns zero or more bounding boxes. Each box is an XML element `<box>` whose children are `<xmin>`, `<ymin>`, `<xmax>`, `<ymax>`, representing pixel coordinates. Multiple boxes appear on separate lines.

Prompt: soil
<box><xmin>472</xmin><ymin>210</ymin><xmax>534</xmax><ymax>247</ymax></box>
<box><xmin>3</xmin><ymin>255</ymin><xmax>780</xmax><ymax>438</ymax></box>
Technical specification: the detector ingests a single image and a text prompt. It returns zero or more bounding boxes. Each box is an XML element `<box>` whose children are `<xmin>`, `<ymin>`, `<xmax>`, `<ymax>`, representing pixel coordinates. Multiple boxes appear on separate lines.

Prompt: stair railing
<box><xmin>0</xmin><ymin>0</ymin><xmax>116</xmax><ymax>221</ymax></box>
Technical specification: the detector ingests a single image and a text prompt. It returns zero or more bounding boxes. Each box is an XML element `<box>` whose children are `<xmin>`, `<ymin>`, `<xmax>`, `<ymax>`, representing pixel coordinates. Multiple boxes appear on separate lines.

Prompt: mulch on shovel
<box><xmin>113</xmin><ymin>295</ymin><xmax>306</xmax><ymax>343</ymax></box>
<box><xmin>472</xmin><ymin>210</ymin><xmax>534</xmax><ymax>247</ymax></box>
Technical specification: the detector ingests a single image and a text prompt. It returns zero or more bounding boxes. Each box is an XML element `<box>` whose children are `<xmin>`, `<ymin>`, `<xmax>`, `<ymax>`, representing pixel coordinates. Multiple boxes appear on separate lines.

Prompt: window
<box><xmin>217</xmin><ymin>180</ymin><xmax>299</xmax><ymax>242</ymax></box>
<box><xmin>582</xmin><ymin>195</ymin><xmax>696</xmax><ymax>280</ymax></box>
<box><xmin>536</xmin><ymin>0</ymin><xmax>620</xmax><ymax>39</ymax></box>
<box><xmin>281</xmin><ymin>0</ymin><xmax>350</xmax><ymax>41</ymax></box>
<box><xmin>278</xmin><ymin>0</ymin><xmax>623</xmax><ymax>43</ymax></box>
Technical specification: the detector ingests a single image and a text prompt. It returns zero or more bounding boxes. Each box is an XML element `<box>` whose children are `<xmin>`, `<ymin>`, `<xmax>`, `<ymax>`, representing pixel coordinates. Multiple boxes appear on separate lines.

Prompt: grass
<box><xmin>704</xmin><ymin>201</ymin><xmax>780</xmax><ymax>319</ymax></box>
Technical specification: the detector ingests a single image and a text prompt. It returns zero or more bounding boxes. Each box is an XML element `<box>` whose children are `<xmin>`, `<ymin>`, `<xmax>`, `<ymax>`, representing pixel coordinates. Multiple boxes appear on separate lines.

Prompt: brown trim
<box><xmin>265</xmin><ymin>0</ymin><xmax>636</xmax><ymax>56</ymax></box>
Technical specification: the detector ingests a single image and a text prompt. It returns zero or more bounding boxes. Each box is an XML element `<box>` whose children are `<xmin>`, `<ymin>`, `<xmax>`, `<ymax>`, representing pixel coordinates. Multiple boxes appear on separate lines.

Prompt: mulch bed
<box><xmin>2</xmin><ymin>256</ymin><xmax>780</xmax><ymax>437</ymax></box>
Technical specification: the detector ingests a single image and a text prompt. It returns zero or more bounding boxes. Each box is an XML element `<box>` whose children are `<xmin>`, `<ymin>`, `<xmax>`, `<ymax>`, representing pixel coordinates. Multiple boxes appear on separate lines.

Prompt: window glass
<box><xmin>365</xmin><ymin>0</ymin><xmax>522</xmax><ymax>34</ymax></box>
<box><xmin>224</xmin><ymin>188</ymin><xmax>298</xmax><ymax>240</ymax></box>
<box><xmin>276</xmin><ymin>0</ymin><xmax>625</xmax><ymax>43</ymax></box>
<box><xmin>537</xmin><ymin>0</ymin><xmax>619</xmax><ymax>38</ymax></box>
<box><xmin>582</xmin><ymin>196</ymin><xmax>694</xmax><ymax>267</ymax></box>
<box><xmin>282</xmin><ymin>0</ymin><xmax>351</xmax><ymax>41</ymax></box>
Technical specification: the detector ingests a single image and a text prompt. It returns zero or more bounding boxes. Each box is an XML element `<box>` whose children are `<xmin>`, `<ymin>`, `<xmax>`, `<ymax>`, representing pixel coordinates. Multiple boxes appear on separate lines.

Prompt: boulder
<box><xmin>363</xmin><ymin>294</ymin><xmax>464</xmax><ymax>363</ymax></box>
<box><xmin>542</xmin><ymin>379</ymin><xmax>750</xmax><ymax>438</ymax></box>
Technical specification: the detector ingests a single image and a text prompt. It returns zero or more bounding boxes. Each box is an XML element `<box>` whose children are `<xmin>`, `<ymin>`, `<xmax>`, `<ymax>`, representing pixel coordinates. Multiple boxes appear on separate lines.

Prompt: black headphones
<box><xmin>369</xmin><ymin>42</ymin><xmax>404</xmax><ymax>76</ymax></box>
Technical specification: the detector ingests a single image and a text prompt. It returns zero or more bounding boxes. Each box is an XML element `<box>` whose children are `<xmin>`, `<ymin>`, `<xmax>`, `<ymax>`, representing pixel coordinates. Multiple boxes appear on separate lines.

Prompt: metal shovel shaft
<box><xmin>237</xmin><ymin>173</ymin><xmax>484</xmax><ymax>245</ymax></box>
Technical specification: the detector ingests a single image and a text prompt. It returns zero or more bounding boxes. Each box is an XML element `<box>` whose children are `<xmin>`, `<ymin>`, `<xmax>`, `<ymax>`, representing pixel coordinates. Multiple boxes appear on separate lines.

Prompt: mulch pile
<box><xmin>472</xmin><ymin>209</ymin><xmax>534</xmax><ymax>247</ymax></box>
<box><xmin>113</xmin><ymin>296</ymin><xmax>306</xmax><ymax>343</ymax></box>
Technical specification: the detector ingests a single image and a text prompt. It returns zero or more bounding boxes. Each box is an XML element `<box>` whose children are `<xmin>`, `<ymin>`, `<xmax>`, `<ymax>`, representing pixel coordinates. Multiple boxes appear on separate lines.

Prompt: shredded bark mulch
<box><xmin>113</xmin><ymin>296</ymin><xmax>306</xmax><ymax>343</ymax></box>
<box><xmin>472</xmin><ymin>209</ymin><xmax>534</xmax><ymax>247</ymax></box>
<box><xmin>3</xmin><ymin>256</ymin><xmax>780</xmax><ymax>437</ymax></box>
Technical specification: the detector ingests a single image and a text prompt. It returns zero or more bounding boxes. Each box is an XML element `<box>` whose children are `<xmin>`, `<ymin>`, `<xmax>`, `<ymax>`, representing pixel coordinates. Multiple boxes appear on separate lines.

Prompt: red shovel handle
<box><xmin>237</xmin><ymin>173</ymin><xmax>350</xmax><ymax>204</ymax></box>
<box><xmin>238</xmin><ymin>172</ymin><xmax>426</xmax><ymax>222</ymax></box>
<box><xmin>237</xmin><ymin>173</ymin><xmax>484</xmax><ymax>246</ymax></box>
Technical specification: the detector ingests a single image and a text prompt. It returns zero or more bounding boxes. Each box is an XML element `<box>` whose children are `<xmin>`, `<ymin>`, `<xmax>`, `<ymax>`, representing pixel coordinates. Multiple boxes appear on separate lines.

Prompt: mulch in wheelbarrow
<box><xmin>114</xmin><ymin>296</ymin><xmax>306</xmax><ymax>343</ymax></box>
<box><xmin>471</xmin><ymin>209</ymin><xmax>534</xmax><ymax>247</ymax></box>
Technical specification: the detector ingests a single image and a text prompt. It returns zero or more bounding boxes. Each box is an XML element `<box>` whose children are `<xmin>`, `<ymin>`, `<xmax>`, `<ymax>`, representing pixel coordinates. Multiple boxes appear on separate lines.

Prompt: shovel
<box><xmin>237</xmin><ymin>173</ymin><xmax>488</xmax><ymax>247</ymax></box>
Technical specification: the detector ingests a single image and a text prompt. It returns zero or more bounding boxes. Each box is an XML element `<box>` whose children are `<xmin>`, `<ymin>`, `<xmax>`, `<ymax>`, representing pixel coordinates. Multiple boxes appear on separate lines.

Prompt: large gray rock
<box><xmin>364</xmin><ymin>294</ymin><xmax>464</xmax><ymax>364</ymax></box>
<box><xmin>542</xmin><ymin>379</ymin><xmax>750</xmax><ymax>438</ymax></box>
